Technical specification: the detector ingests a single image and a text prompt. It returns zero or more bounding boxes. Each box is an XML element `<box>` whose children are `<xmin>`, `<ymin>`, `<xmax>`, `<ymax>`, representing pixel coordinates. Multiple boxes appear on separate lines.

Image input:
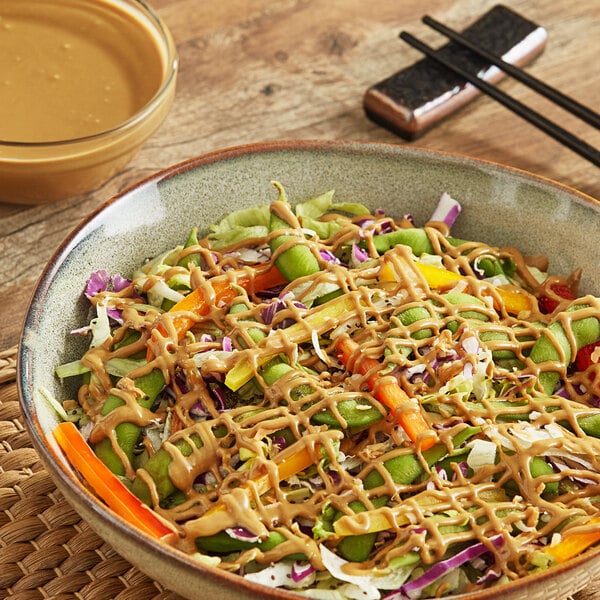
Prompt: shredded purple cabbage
<box><xmin>386</xmin><ymin>534</ymin><xmax>504</xmax><ymax>599</ymax></box>
<box><xmin>291</xmin><ymin>561</ymin><xmax>316</xmax><ymax>583</ymax></box>
<box><xmin>85</xmin><ymin>269</ymin><xmax>131</xmax><ymax>298</ymax></box>
<box><xmin>261</xmin><ymin>293</ymin><xmax>306</xmax><ymax>329</ymax></box>
<box><xmin>320</xmin><ymin>249</ymin><xmax>342</xmax><ymax>264</ymax></box>
<box><xmin>428</xmin><ymin>192</ymin><xmax>462</xmax><ymax>229</ymax></box>
<box><xmin>351</xmin><ymin>243</ymin><xmax>370</xmax><ymax>265</ymax></box>
<box><xmin>225</xmin><ymin>527</ymin><xmax>260</xmax><ymax>543</ymax></box>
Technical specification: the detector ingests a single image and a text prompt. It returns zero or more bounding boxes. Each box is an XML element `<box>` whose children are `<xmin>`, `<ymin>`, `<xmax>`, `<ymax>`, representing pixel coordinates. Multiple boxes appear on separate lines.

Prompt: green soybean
<box><xmin>531</xmin><ymin>455</ymin><xmax>558</xmax><ymax>497</ymax></box>
<box><xmin>372</xmin><ymin>228</ymin><xmax>435</xmax><ymax>257</ymax></box>
<box><xmin>262</xmin><ymin>360</ymin><xmax>382</xmax><ymax>429</ymax></box>
<box><xmin>363</xmin><ymin>426</ymin><xmax>481</xmax><ymax>489</ymax></box>
<box><xmin>132</xmin><ymin>433</ymin><xmax>204</xmax><ymax>506</ymax></box>
<box><xmin>335</xmin><ymin>496</ymin><xmax>389</xmax><ymax>562</ymax></box>
<box><xmin>370</xmin><ymin>228</ymin><xmax>466</xmax><ymax>257</ymax></box>
<box><xmin>440</xmin><ymin>292</ymin><xmax>488</xmax><ymax>333</ymax></box>
<box><xmin>504</xmin><ymin>455</ymin><xmax>558</xmax><ymax>499</ymax></box>
<box><xmin>269</xmin><ymin>184</ymin><xmax>320</xmax><ymax>282</ymax></box>
<box><xmin>177</xmin><ymin>226</ymin><xmax>202</xmax><ymax>269</ymax></box>
<box><xmin>396</xmin><ymin>305</ymin><xmax>434</xmax><ymax>340</ymax></box>
<box><xmin>94</xmin><ymin>368</ymin><xmax>165</xmax><ymax>476</ymax></box>
<box><xmin>229</xmin><ymin>301</ymin><xmax>265</xmax><ymax>346</ymax></box>
<box><xmin>311</xmin><ymin>397</ymin><xmax>384</xmax><ymax>429</ymax></box>
<box><xmin>529</xmin><ymin>305</ymin><xmax>600</xmax><ymax>394</ymax></box>
<box><xmin>195</xmin><ymin>530</ymin><xmax>304</xmax><ymax>559</ymax></box>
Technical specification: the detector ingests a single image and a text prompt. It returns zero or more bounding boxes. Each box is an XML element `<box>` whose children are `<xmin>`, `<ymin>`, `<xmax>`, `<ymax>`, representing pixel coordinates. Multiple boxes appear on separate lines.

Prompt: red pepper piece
<box><xmin>575</xmin><ymin>340</ymin><xmax>600</xmax><ymax>374</ymax></box>
<box><xmin>538</xmin><ymin>283</ymin><xmax>574</xmax><ymax>314</ymax></box>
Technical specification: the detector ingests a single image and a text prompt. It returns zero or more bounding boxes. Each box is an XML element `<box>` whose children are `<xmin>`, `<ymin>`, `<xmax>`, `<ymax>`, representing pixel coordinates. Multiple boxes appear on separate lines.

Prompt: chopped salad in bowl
<box><xmin>42</xmin><ymin>179</ymin><xmax>600</xmax><ymax>600</ymax></box>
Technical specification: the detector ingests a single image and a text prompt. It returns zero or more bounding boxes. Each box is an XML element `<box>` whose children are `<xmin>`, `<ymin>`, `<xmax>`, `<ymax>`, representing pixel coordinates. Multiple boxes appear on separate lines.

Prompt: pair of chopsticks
<box><xmin>400</xmin><ymin>17</ymin><xmax>600</xmax><ymax>167</ymax></box>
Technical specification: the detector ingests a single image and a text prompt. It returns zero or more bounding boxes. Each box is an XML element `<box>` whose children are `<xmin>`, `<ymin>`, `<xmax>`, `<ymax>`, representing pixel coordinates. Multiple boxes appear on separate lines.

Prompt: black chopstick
<box><xmin>421</xmin><ymin>15</ymin><xmax>600</xmax><ymax>130</ymax></box>
<box><xmin>398</xmin><ymin>31</ymin><xmax>600</xmax><ymax>168</ymax></box>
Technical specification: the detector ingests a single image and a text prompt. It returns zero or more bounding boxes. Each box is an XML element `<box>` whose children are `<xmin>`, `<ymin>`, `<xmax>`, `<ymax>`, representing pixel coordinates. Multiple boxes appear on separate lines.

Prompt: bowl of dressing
<box><xmin>0</xmin><ymin>0</ymin><xmax>178</xmax><ymax>204</ymax></box>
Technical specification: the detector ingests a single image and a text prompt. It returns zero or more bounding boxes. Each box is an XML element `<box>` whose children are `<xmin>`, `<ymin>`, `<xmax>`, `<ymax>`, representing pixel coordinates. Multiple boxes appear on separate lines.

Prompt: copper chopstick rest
<box><xmin>398</xmin><ymin>27</ymin><xmax>600</xmax><ymax>168</ymax></box>
<box><xmin>363</xmin><ymin>5</ymin><xmax>548</xmax><ymax>140</ymax></box>
<box><xmin>421</xmin><ymin>15</ymin><xmax>600</xmax><ymax>131</ymax></box>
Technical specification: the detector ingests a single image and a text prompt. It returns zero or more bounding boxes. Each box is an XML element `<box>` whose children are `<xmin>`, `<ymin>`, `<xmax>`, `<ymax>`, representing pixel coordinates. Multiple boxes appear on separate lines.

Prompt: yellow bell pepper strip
<box><xmin>334</xmin><ymin>505</ymin><xmax>410</xmax><ymax>536</ymax></box>
<box><xmin>147</xmin><ymin>265</ymin><xmax>287</xmax><ymax>359</ymax></box>
<box><xmin>380</xmin><ymin>260</ymin><xmax>534</xmax><ymax>316</ymax></box>
<box><xmin>333</xmin><ymin>485</ymin><xmax>506</xmax><ymax>536</ymax></box>
<box><xmin>53</xmin><ymin>422</ymin><xmax>174</xmax><ymax>539</ymax></box>
<box><xmin>225</xmin><ymin>291</ymin><xmax>369</xmax><ymax>391</ymax></box>
<box><xmin>545</xmin><ymin>518</ymin><xmax>600</xmax><ymax>563</ymax></box>
<box><xmin>334</xmin><ymin>336</ymin><xmax>437</xmax><ymax>451</ymax></box>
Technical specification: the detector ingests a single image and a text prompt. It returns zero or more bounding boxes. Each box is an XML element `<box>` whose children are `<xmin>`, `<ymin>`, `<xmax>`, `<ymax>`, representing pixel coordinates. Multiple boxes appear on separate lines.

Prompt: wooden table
<box><xmin>0</xmin><ymin>2</ymin><xmax>599</xmax><ymax>598</ymax></box>
<box><xmin>0</xmin><ymin>0</ymin><xmax>598</xmax><ymax>351</ymax></box>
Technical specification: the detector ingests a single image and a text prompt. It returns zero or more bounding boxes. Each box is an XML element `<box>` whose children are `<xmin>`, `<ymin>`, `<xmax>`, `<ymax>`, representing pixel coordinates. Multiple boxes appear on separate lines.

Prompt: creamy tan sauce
<box><xmin>71</xmin><ymin>209</ymin><xmax>600</xmax><ymax>593</ymax></box>
<box><xmin>0</xmin><ymin>0</ymin><xmax>164</xmax><ymax>142</ymax></box>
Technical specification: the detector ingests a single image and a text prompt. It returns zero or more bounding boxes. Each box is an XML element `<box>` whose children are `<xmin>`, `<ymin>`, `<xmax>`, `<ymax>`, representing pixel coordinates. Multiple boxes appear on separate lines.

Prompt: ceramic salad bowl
<box><xmin>17</xmin><ymin>140</ymin><xmax>600</xmax><ymax>600</ymax></box>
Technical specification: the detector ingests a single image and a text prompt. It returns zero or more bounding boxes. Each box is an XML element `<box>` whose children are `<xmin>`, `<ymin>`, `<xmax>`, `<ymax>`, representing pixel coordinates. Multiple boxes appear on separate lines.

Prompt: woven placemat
<box><xmin>0</xmin><ymin>346</ymin><xmax>183</xmax><ymax>600</ymax></box>
<box><xmin>1</xmin><ymin>344</ymin><xmax>599</xmax><ymax>600</ymax></box>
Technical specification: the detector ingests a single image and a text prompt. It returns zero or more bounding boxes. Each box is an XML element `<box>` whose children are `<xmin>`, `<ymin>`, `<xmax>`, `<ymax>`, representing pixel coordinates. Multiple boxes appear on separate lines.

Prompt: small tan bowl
<box><xmin>0</xmin><ymin>0</ymin><xmax>178</xmax><ymax>204</ymax></box>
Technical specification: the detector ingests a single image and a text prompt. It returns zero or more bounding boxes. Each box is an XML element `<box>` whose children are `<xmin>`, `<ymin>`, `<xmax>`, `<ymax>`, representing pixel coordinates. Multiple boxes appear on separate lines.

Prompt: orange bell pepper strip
<box><xmin>380</xmin><ymin>261</ymin><xmax>534</xmax><ymax>316</ymax></box>
<box><xmin>194</xmin><ymin>443</ymin><xmax>317</xmax><ymax>521</ymax></box>
<box><xmin>545</xmin><ymin>518</ymin><xmax>600</xmax><ymax>563</ymax></box>
<box><xmin>335</xmin><ymin>336</ymin><xmax>437</xmax><ymax>450</ymax></box>
<box><xmin>148</xmin><ymin>265</ymin><xmax>287</xmax><ymax>359</ymax></box>
<box><xmin>53</xmin><ymin>422</ymin><xmax>174</xmax><ymax>539</ymax></box>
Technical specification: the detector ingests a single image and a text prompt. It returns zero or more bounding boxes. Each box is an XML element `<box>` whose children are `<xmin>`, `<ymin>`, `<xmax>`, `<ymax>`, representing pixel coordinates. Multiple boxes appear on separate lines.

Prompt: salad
<box><xmin>47</xmin><ymin>182</ymin><xmax>600</xmax><ymax>599</ymax></box>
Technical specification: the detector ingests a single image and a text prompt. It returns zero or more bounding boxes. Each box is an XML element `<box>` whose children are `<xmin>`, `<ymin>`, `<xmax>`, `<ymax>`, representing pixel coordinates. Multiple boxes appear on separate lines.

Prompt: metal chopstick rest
<box><xmin>421</xmin><ymin>15</ymin><xmax>600</xmax><ymax>130</ymax></box>
<box><xmin>399</xmin><ymin>30</ymin><xmax>600</xmax><ymax>168</ymax></box>
<box><xmin>363</xmin><ymin>6</ymin><xmax>548</xmax><ymax>140</ymax></box>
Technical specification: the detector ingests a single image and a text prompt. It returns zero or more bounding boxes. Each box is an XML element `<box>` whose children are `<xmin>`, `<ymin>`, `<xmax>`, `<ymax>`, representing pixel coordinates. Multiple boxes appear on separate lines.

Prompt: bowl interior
<box><xmin>18</xmin><ymin>141</ymin><xmax>600</xmax><ymax>600</ymax></box>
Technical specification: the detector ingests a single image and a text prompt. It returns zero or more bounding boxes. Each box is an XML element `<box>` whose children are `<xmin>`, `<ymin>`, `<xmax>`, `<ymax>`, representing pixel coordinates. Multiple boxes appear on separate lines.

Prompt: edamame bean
<box><xmin>261</xmin><ymin>359</ymin><xmax>383</xmax><ymax>429</ymax></box>
<box><xmin>132</xmin><ymin>432</ymin><xmax>204</xmax><ymax>506</ymax></box>
<box><xmin>195</xmin><ymin>530</ymin><xmax>304</xmax><ymax>559</ymax></box>
<box><xmin>529</xmin><ymin>304</ymin><xmax>600</xmax><ymax>394</ymax></box>
<box><xmin>334</xmin><ymin>496</ymin><xmax>389</xmax><ymax>562</ymax></box>
<box><xmin>229</xmin><ymin>300</ymin><xmax>265</xmax><ymax>346</ymax></box>
<box><xmin>370</xmin><ymin>228</ymin><xmax>465</xmax><ymax>257</ymax></box>
<box><xmin>177</xmin><ymin>227</ymin><xmax>202</xmax><ymax>269</ymax></box>
<box><xmin>94</xmin><ymin>368</ymin><xmax>165</xmax><ymax>476</ymax></box>
<box><xmin>363</xmin><ymin>426</ymin><xmax>481</xmax><ymax>489</ymax></box>
<box><xmin>269</xmin><ymin>183</ymin><xmax>320</xmax><ymax>282</ymax></box>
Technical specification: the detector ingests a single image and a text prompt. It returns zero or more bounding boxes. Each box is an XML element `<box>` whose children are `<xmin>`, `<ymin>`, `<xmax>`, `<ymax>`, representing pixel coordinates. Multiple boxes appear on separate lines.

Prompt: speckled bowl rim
<box><xmin>17</xmin><ymin>139</ymin><xmax>600</xmax><ymax>600</ymax></box>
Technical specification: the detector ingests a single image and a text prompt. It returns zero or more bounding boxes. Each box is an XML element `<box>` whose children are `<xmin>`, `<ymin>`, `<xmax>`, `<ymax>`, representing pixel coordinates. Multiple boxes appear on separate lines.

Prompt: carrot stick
<box><xmin>335</xmin><ymin>336</ymin><xmax>437</xmax><ymax>450</ymax></box>
<box><xmin>53</xmin><ymin>422</ymin><xmax>174</xmax><ymax>539</ymax></box>
<box><xmin>545</xmin><ymin>518</ymin><xmax>600</xmax><ymax>563</ymax></box>
<box><xmin>170</xmin><ymin>265</ymin><xmax>286</xmax><ymax>339</ymax></box>
<box><xmin>148</xmin><ymin>265</ymin><xmax>287</xmax><ymax>359</ymax></box>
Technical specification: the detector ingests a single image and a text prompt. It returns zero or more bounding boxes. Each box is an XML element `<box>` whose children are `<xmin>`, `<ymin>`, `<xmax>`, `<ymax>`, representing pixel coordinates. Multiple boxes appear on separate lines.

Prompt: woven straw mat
<box><xmin>0</xmin><ymin>346</ymin><xmax>182</xmax><ymax>600</ymax></box>
<box><xmin>1</xmin><ymin>344</ymin><xmax>599</xmax><ymax>600</ymax></box>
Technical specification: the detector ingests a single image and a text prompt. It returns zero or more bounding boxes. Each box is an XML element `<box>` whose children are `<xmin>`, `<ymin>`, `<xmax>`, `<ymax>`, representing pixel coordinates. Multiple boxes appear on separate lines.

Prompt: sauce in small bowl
<box><xmin>0</xmin><ymin>0</ymin><xmax>177</xmax><ymax>204</ymax></box>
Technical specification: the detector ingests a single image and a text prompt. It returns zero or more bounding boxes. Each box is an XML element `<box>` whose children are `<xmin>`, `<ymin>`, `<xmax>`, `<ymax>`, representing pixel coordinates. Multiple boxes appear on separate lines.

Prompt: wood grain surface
<box><xmin>0</xmin><ymin>3</ymin><xmax>599</xmax><ymax>598</ymax></box>
<box><xmin>0</xmin><ymin>0</ymin><xmax>598</xmax><ymax>351</ymax></box>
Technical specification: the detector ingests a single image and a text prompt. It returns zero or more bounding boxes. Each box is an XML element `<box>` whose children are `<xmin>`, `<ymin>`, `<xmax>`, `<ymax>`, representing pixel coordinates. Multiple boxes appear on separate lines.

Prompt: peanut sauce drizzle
<box><xmin>71</xmin><ymin>209</ymin><xmax>600</xmax><ymax>594</ymax></box>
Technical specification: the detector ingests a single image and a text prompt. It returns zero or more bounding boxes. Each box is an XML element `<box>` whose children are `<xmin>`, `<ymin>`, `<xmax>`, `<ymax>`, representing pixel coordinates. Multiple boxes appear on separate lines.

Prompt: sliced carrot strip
<box><xmin>148</xmin><ymin>265</ymin><xmax>287</xmax><ymax>359</ymax></box>
<box><xmin>171</xmin><ymin>265</ymin><xmax>286</xmax><ymax>339</ymax></box>
<box><xmin>335</xmin><ymin>336</ymin><xmax>437</xmax><ymax>450</ymax></box>
<box><xmin>53</xmin><ymin>422</ymin><xmax>173</xmax><ymax>539</ymax></box>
